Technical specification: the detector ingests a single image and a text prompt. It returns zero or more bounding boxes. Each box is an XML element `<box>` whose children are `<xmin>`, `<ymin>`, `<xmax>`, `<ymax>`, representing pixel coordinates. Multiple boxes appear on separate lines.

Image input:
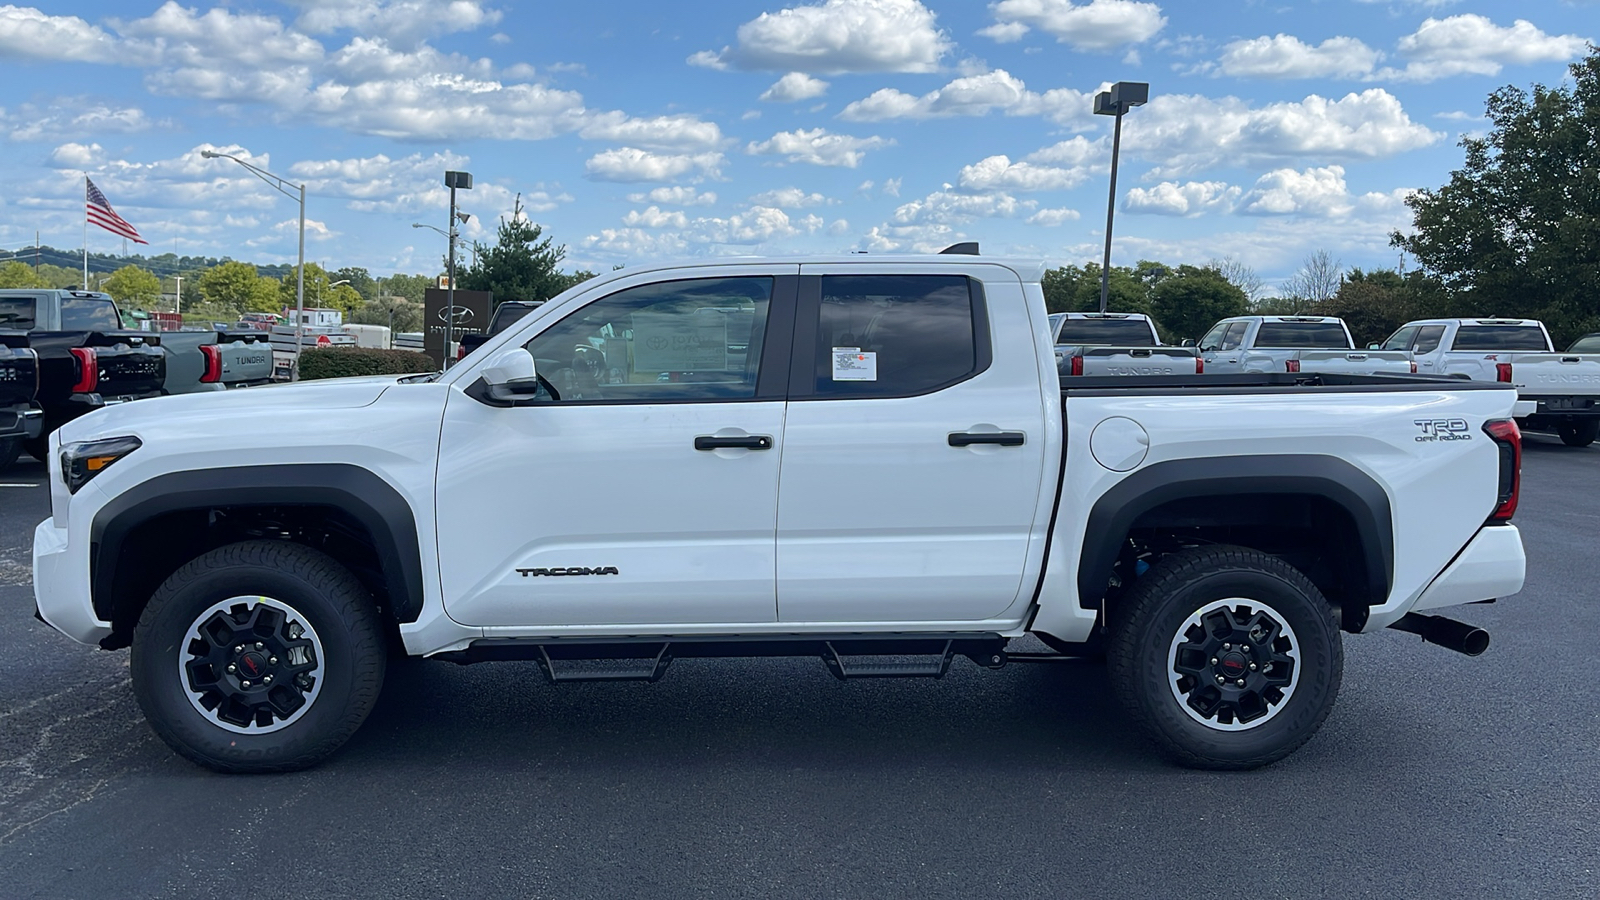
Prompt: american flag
<box><xmin>86</xmin><ymin>178</ymin><xmax>148</xmax><ymax>244</ymax></box>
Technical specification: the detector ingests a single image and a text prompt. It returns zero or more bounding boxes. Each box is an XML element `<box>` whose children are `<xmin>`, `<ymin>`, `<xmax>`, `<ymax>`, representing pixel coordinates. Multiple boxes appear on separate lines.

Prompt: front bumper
<box><xmin>32</xmin><ymin>517</ymin><xmax>112</xmax><ymax>646</ymax></box>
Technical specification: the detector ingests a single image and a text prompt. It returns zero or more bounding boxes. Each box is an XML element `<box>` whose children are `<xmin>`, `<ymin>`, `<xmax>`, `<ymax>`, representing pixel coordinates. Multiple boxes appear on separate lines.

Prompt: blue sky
<box><xmin>0</xmin><ymin>0</ymin><xmax>1593</xmax><ymax>288</ymax></box>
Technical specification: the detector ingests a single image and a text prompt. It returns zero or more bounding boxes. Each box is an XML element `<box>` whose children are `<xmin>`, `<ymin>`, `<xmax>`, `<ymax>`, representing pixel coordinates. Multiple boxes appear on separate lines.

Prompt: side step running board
<box><xmin>822</xmin><ymin>640</ymin><xmax>953</xmax><ymax>680</ymax></box>
<box><xmin>537</xmin><ymin>644</ymin><xmax>673</xmax><ymax>683</ymax></box>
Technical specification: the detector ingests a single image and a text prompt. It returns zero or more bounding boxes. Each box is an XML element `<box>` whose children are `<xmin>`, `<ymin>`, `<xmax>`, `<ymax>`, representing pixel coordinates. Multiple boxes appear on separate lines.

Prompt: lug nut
<box><xmin>268</xmin><ymin>657</ymin><xmax>278</xmax><ymax>665</ymax></box>
<box><xmin>1222</xmin><ymin>643</ymin><xmax>1231</xmax><ymax>650</ymax></box>
<box><xmin>226</xmin><ymin>664</ymin><xmax>237</xmax><ymax>673</ymax></box>
<box><xmin>1215</xmin><ymin>675</ymin><xmax>1226</xmax><ymax>684</ymax></box>
<box><xmin>1236</xmin><ymin>679</ymin><xmax>1246</xmax><ymax>687</ymax></box>
<box><xmin>254</xmin><ymin>642</ymin><xmax>264</xmax><ymax>650</ymax></box>
<box><xmin>1249</xmin><ymin>662</ymin><xmax>1257</xmax><ymax>670</ymax></box>
<box><xmin>1210</xmin><ymin>657</ymin><xmax>1219</xmax><ymax>665</ymax></box>
<box><xmin>263</xmin><ymin>674</ymin><xmax>273</xmax><ymax>684</ymax></box>
<box><xmin>240</xmin><ymin>680</ymin><xmax>251</xmax><ymax>688</ymax></box>
<box><xmin>234</xmin><ymin>645</ymin><xmax>243</xmax><ymax>654</ymax></box>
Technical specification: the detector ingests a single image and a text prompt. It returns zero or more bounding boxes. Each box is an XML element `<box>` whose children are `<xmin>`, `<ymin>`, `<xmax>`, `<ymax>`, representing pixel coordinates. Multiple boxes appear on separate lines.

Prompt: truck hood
<box><xmin>56</xmin><ymin>375</ymin><xmax>404</xmax><ymax>444</ymax></box>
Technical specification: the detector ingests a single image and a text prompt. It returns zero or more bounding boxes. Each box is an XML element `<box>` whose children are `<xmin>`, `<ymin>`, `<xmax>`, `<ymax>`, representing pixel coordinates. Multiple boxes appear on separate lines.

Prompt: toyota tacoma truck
<box><xmin>1382</xmin><ymin>318</ymin><xmax>1600</xmax><ymax>446</ymax></box>
<box><xmin>1051</xmin><ymin>311</ymin><xmax>1202</xmax><ymax>377</ymax></box>
<box><xmin>0</xmin><ymin>333</ymin><xmax>42</xmax><ymax>472</ymax></box>
<box><xmin>1199</xmin><ymin>316</ymin><xmax>1414</xmax><ymax>376</ymax></box>
<box><xmin>0</xmin><ymin>289</ymin><xmax>165</xmax><ymax>461</ymax></box>
<box><xmin>31</xmin><ymin>252</ymin><xmax>1527</xmax><ymax>774</ymax></box>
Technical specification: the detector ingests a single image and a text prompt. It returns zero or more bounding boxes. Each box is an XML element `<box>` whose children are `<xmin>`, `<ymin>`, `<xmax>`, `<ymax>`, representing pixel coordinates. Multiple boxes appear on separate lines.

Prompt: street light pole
<box><xmin>443</xmin><ymin>171</ymin><xmax>472</xmax><ymax>366</ymax></box>
<box><xmin>200</xmin><ymin>149</ymin><xmax>307</xmax><ymax>380</ymax></box>
<box><xmin>1093</xmin><ymin>82</ymin><xmax>1149</xmax><ymax>314</ymax></box>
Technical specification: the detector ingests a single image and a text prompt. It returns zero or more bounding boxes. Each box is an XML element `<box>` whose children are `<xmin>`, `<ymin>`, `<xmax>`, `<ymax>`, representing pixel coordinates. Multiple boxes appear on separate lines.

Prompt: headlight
<box><xmin>60</xmin><ymin>436</ymin><xmax>142</xmax><ymax>494</ymax></box>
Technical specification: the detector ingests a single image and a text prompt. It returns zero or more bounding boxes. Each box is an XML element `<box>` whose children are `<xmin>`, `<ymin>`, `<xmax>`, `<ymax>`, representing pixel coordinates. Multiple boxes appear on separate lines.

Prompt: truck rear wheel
<box><xmin>1558</xmin><ymin>419</ymin><xmax>1598</xmax><ymax>447</ymax></box>
<box><xmin>130</xmin><ymin>541</ymin><xmax>386</xmax><ymax>773</ymax></box>
<box><xmin>1106</xmin><ymin>545</ymin><xmax>1342</xmax><ymax>770</ymax></box>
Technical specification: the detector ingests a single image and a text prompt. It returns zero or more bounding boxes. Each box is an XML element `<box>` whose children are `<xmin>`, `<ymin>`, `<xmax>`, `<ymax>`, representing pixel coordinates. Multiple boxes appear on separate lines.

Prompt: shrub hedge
<box><xmin>298</xmin><ymin>347</ymin><xmax>437</xmax><ymax>380</ymax></box>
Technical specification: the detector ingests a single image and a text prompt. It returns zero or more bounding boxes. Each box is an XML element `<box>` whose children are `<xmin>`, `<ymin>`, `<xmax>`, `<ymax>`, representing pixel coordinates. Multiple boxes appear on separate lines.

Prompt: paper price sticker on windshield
<box><xmin>832</xmin><ymin>347</ymin><xmax>877</xmax><ymax>381</ymax></box>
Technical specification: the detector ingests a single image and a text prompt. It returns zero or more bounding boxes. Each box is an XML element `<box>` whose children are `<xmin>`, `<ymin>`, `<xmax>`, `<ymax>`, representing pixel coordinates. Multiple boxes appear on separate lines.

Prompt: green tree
<box><xmin>0</xmin><ymin>260</ymin><xmax>49</xmax><ymax>289</ymax></box>
<box><xmin>350</xmin><ymin>295</ymin><xmax>423</xmax><ymax>333</ymax></box>
<box><xmin>457</xmin><ymin>195</ymin><xmax>592</xmax><ymax>303</ymax></box>
<box><xmin>376</xmin><ymin>273</ymin><xmax>434</xmax><ymax>305</ymax></box>
<box><xmin>281</xmin><ymin>263</ymin><xmax>363</xmax><ymax>314</ymax></box>
<box><xmin>1040</xmin><ymin>263</ymin><xmax>1152</xmax><ymax>315</ymax></box>
<box><xmin>198</xmin><ymin>261</ymin><xmax>282</xmax><ymax>315</ymax></box>
<box><xmin>1393</xmin><ymin>46</ymin><xmax>1600</xmax><ymax>346</ymax></box>
<box><xmin>1149</xmin><ymin>265</ymin><xmax>1249</xmax><ymax>343</ymax></box>
<box><xmin>334</xmin><ymin>266</ymin><xmax>376</xmax><ymax>302</ymax></box>
<box><xmin>102</xmin><ymin>265</ymin><xmax>162</xmax><ymax>308</ymax></box>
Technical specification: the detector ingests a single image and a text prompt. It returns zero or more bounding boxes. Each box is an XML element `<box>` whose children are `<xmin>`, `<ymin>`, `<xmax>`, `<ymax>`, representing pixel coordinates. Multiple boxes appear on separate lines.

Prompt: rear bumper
<box><xmin>1</xmin><ymin>405</ymin><xmax>43</xmax><ymax>440</ymax></box>
<box><xmin>1520</xmin><ymin>395</ymin><xmax>1600</xmax><ymax>417</ymax></box>
<box><xmin>1368</xmin><ymin>525</ymin><xmax>1525</xmax><ymax>630</ymax></box>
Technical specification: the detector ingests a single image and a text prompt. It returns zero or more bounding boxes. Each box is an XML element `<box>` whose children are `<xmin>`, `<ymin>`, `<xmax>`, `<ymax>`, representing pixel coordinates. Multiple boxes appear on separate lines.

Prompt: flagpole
<box><xmin>83</xmin><ymin>175</ymin><xmax>89</xmax><ymax>290</ymax></box>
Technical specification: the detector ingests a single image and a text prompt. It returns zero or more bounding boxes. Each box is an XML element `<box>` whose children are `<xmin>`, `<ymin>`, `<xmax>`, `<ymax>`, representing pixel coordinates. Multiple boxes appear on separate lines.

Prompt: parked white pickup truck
<box><xmin>33</xmin><ymin>252</ymin><xmax>1527</xmax><ymax>774</ymax></box>
<box><xmin>1050</xmin><ymin>311</ymin><xmax>1201</xmax><ymax>377</ymax></box>
<box><xmin>1382</xmin><ymin>318</ymin><xmax>1600</xmax><ymax>447</ymax></box>
<box><xmin>1200</xmin><ymin>316</ymin><xmax>1414</xmax><ymax>376</ymax></box>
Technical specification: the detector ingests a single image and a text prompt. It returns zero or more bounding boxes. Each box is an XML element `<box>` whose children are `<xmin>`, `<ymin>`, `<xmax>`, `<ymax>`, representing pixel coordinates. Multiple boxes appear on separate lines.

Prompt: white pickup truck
<box><xmin>1382</xmin><ymin>318</ymin><xmax>1600</xmax><ymax>447</ymax></box>
<box><xmin>1050</xmin><ymin>312</ymin><xmax>1201</xmax><ymax>377</ymax></box>
<box><xmin>1200</xmin><ymin>316</ymin><xmax>1414</xmax><ymax>376</ymax></box>
<box><xmin>32</xmin><ymin>253</ymin><xmax>1527</xmax><ymax>774</ymax></box>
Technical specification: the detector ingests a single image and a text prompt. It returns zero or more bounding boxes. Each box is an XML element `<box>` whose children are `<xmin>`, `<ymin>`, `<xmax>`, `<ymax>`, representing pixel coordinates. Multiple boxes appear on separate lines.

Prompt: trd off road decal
<box><xmin>517</xmin><ymin>566</ymin><xmax>621</xmax><ymax>577</ymax></box>
<box><xmin>1414</xmin><ymin>418</ymin><xmax>1473</xmax><ymax>443</ymax></box>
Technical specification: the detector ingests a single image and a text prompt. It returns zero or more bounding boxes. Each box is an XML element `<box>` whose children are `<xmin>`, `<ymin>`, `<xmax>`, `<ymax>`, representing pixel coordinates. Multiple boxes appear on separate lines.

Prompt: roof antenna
<box><xmin>939</xmin><ymin>242</ymin><xmax>979</xmax><ymax>255</ymax></box>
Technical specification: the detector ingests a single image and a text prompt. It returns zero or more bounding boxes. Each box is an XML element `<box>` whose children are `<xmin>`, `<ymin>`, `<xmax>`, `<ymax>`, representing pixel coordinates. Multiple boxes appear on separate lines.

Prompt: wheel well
<box><xmin>97</xmin><ymin>505</ymin><xmax>397</xmax><ymax>650</ymax></box>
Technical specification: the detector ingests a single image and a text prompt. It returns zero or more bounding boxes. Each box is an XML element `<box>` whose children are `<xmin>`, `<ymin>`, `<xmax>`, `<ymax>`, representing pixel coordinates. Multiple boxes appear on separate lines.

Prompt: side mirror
<box><xmin>1367</xmin><ymin>342</ymin><xmax>1381</xmax><ymax>350</ymax></box>
<box><xmin>1179</xmin><ymin>338</ymin><xmax>1196</xmax><ymax>348</ymax></box>
<box><xmin>480</xmin><ymin>348</ymin><xmax>541</xmax><ymax>400</ymax></box>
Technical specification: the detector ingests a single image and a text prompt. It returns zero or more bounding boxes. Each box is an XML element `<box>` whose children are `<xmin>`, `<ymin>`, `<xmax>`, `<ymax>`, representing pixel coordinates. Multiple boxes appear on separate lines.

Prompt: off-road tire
<box><xmin>1558</xmin><ymin>419</ymin><xmax>1598</xmax><ymax>448</ymax></box>
<box><xmin>131</xmin><ymin>540</ymin><xmax>386</xmax><ymax>773</ymax></box>
<box><xmin>1106</xmin><ymin>545</ymin><xmax>1342</xmax><ymax>770</ymax></box>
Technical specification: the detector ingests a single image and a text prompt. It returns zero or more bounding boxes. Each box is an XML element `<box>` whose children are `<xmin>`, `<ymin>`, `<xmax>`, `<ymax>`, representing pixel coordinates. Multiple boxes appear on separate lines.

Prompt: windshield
<box><xmin>1453</xmin><ymin>326</ymin><xmax>1548</xmax><ymax>351</ymax></box>
<box><xmin>1254</xmin><ymin>322</ymin><xmax>1350</xmax><ymax>349</ymax></box>
<box><xmin>1566</xmin><ymin>334</ymin><xmax>1600</xmax><ymax>353</ymax></box>
<box><xmin>1054</xmin><ymin>318</ymin><xmax>1156</xmax><ymax>346</ymax></box>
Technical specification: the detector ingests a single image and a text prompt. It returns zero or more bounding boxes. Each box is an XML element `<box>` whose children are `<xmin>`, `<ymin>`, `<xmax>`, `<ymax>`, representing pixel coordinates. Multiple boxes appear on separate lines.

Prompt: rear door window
<box><xmin>806</xmin><ymin>274</ymin><xmax>982</xmax><ymax>399</ymax></box>
<box><xmin>1411</xmin><ymin>325</ymin><xmax>1446</xmax><ymax>354</ymax></box>
<box><xmin>60</xmin><ymin>297</ymin><xmax>121</xmax><ymax>331</ymax></box>
<box><xmin>0</xmin><ymin>296</ymin><xmax>37</xmax><ymax>330</ymax></box>
<box><xmin>1219</xmin><ymin>322</ymin><xmax>1248</xmax><ymax>351</ymax></box>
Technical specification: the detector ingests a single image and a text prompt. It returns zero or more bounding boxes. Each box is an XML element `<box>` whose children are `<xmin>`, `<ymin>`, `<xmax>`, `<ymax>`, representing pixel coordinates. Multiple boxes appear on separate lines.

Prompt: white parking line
<box><xmin>0</xmin><ymin>484</ymin><xmax>39</xmax><ymax>488</ymax></box>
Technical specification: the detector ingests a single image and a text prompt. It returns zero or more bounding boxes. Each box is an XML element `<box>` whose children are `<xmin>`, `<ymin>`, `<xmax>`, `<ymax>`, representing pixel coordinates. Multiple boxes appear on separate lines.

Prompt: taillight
<box><xmin>1496</xmin><ymin>362</ymin><xmax>1513</xmax><ymax>383</ymax></box>
<box><xmin>1194</xmin><ymin>356</ymin><xmax>1204</xmax><ymax>374</ymax></box>
<box><xmin>199</xmin><ymin>344</ymin><xmax>223</xmax><ymax>383</ymax></box>
<box><xmin>69</xmin><ymin>347</ymin><xmax>98</xmax><ymax>393</ymax></box>
<box><xmin>1069</xmin><ymin>355</ymin><xmax>1083</xmax><ymax>376</ymax></box>
<box><xmin>1285</xmin><ymin>359</ymin><xmax>1301</xmax><ymax>373</ymax></box>
<box><xmin>1482</xmin><ymin>418</ymin><xmax>1521</xmax><ymax>522</ymax></box>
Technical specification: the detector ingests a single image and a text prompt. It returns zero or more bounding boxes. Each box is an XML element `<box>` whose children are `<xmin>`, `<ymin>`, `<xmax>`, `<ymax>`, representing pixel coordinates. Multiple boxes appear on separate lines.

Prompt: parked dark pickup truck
<box><xmin>158</xmin><ymin>329</ymin><xmax>275</xmax><ymax>394</ymax></box>
<box><xmin>0</xmin><ymin>333</ymin><xmax>42</xmax><ymax>472</ymax></box>
<box><xmin>0</xmin><ymin>289</ymin><xmax>166</xmax><ymax>461</ymax></box>
<box><xmin>458</xmin><ymin>300</ymin><xmax>544</xmax><ymax>358</ymax></box>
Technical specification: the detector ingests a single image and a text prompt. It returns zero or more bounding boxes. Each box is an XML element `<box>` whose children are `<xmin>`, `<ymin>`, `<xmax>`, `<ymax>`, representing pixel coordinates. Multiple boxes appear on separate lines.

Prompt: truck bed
<box><xmin>1060</xmin><ymin>371</ymin><xmax>1510</xmax><ymax>394</ymax></box>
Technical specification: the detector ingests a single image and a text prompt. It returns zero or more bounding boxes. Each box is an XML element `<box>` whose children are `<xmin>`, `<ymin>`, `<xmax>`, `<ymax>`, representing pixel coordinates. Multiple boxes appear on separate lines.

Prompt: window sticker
<box><xmin>832</xmin><ymin>347</ymin><xmax>877</xmax><ymax>381</ymax></box>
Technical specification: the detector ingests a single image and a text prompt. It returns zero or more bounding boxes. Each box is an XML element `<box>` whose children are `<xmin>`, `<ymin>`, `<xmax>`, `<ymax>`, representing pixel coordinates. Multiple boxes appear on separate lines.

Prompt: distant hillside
<box><xmin>1</xmin><ymin>244</ymin><xmax>294</xmax><ymax>279</ymax></box>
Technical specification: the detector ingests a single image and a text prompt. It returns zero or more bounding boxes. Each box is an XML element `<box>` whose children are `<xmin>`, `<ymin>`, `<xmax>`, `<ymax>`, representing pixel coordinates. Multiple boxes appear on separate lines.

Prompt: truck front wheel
<box><xmin>130</xmin><ymin>541</ymin><xmax>386</xmax><ymax>773</ymax></box>
<box><xmin>1107</xmin><ymin>545</ymin><xmax>1342</xmax><ymax>770</ymax></box>
<box><xmin>1558</xmin><ymin>419</ymin><xmax>1598</xmax><ymax>448</ymax></box>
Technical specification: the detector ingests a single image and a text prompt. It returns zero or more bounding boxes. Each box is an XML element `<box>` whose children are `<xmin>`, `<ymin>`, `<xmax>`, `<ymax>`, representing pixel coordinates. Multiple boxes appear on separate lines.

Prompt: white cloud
<box><xmin>4</xmin><ymin>101</ymin><xmax>154</xmax><ymax>142</ymax></box>
<box><xmin>1125</xmin><ymin>89</ymin><xmax>1443</xmax><ymax>176</ymax></box>
<box><xmin>285</xmin><ymin>0</ymin><xmax>503</xmax><ymax>46</ymax></box>
<box><xmin>1383</xmin><ymin>15</ymin><xmax>1591</xmax><ymax>82</ymax></box>
<box><xmin>622</xmin><ymin>206</ymin><xmax>690</xmax><ymax>228</ymax></box>
<box><xmin>748</xmin><ymin>187</ymin><xmax>835</xmax><ymax>207</ymax></box>
<box><xmin>627</xmin><ymin>186</ymin><xmax>719</xmax><ymax>206</ymax></box>
<box><xmin>838</xmin><ymin>69</ymin><xmax>1096</xmax><ymax>126</ymax></box>
<box><xmin>1124</xmin><ymin>180</ymin><xmax>1241</xmax><ymax>216</ymax></box>
<box><xmin>284</xmin><ymin>150</ymin><xmax>556</xmax><ymax>216</ymax></box>
<box><xmin>692</xmin><ymin>0</ymin><xmax>952</xmax><ymax>74</ymax></box>
<box><xmin>761</xmin><ymin>72</ymin><xmax>829</xmax><ymax>102</ymax></box>
<box><xmin>986</xmin><ymin>0</ymin><xmax>1165</xmax><ymax>51</ymax></box>
<box><xmin>578</xmin><ymin>113</ymin><xmax>726</xmax><ymax>150</ymax></box>
<box><xmin>977</xmin><ymin>21</ymin><xmax>1030</xmax><ymax>43</ymax></box>
<box><xmin>882</xmin><ymin>177</ymin><xmax>901</xmax><ymax>197</ymax></box>
<box><xmin>746</xmin><ymin>128</ymin><xmax>892</xmax><ymax>167</ymax></box>
<box><xmin>583</xmin><ymin>206</ymin><xmax>804</xmax><ymax>256</ymax></box>
<box><xmin>1026</xmin><ymin>135</ymin><xmax>1102</xmax><ymax>166</ymax></box>
<box><xmin>892</xmin><ymin>189</ymin><xmax>1035</xmax><ymax>225</ymax></box>
<box><xmin>856</xmin><ymin>222</ymin><xmax>961</xmax><ymax>253</ymax></box>
<box><xmin>49</xmin><ymin>142</ymin><xmax>103</xmax><ymax>168</ymax></box>
<box><xmin>585</xmin><ymin>148</ymin><xmax>726</xmax><ymax>183</ymax></box>
<box><xmin>1238</xmin><ymin>165</ymin><xmax>1356</xmax><ymax>216</ymax></box>
<box><xmin>957</xmin><ymin>155</ymin><xmax>1088</xmax><ymax>192</ymax></box>
<box><xmin>580</xmin><ymin>228</ymin><xmax>690</xmax><ymax>257</ymax></box>
<box><xmin>1213</xmin><ymin>34</ymin><xmax>1381</xmax><ymax>79</ymax></box>
<box><xmin>0</xmin><ymin>5</ymin><xmax>118</xmax><ymax>62</ymax></box>
<box><xmin>1026</xmin><ymin>207</ymin><xmax>1080</xmax><ymax>226</ymax></box>
<box><xmin>828</xmin><ymin>218</ymin><xmax>851</xmax><ymax>235</ymax></box>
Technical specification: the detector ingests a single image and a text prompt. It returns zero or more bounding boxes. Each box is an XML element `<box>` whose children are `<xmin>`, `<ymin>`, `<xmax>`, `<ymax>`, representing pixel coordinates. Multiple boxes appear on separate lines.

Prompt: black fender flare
<box><xmin>90</xmin><ymin>463</ymin><xmax>425</xmax><ymax>623</ymax></box>
<box><xmin>1077</xmin><ymin>454</ymin><xmax>1394</xmax><ymax>610</ymax></box>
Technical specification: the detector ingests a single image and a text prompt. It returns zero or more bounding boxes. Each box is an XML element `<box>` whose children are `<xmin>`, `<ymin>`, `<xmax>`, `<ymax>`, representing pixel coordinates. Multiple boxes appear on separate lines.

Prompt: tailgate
<box><xmin>218</xmin><ymin>339</ymin><xmax>274</xmax><ymax>384</ymax></box>
<box><xmin>1505</xmin><ymin>354</ymin><xmax>1600</xmax><ymax>400</ymax></box>
<box><xmin>90</xmin><ymin>342</ymin><xmax>167</xmax><ymax>397</ymax></box>
<box><xmin>1077</xmin><ymin>346</ymin><xmax>1198</xmax><ymax>376</ymax></box>
<box><xmin>0</xmin><ymin>339</ymin><xmax>39</xmax><ymax>406</ymax></box>
<box><xmin>1296</xmin><ymin>350</ymin><xmax>1413</xmax><ymax>374</ymax></box>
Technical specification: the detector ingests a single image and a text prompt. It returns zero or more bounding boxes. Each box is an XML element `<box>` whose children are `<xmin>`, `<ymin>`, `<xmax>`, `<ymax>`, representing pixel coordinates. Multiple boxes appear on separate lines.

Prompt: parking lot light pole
<box><xmin>1093</xmin><ymin>82</ymin><xmax>1149</xmax><ymax>314</ymax></box>
<box><xmin>200</xmin><ymin>149</ymin><xmax>308</xmax><ymax>380</ymax></box>
<box><xmin>443</xmin><ymin>171</ymin><xmax>473</xmax><ymax>366</ymax></box>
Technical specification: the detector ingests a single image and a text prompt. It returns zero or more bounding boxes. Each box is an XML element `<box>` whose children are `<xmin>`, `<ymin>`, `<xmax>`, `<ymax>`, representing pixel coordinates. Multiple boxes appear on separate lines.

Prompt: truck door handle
<box><xmin>694</xmin><ymin>435</ymin><xmax>772</xmax><ymax>450</ymax></box>
<box><xmin>949</xmin><ymin>431</ymin><xmax>1025</xmax><ymax>447</ymax></box>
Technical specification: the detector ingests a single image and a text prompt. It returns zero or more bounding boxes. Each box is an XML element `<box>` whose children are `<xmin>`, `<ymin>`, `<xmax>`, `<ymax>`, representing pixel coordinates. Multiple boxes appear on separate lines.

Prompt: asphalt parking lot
<box><xmin>2</xmin><ymin>438</ymin><xmax>1596</xmax><ymax>899</ymax></box>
